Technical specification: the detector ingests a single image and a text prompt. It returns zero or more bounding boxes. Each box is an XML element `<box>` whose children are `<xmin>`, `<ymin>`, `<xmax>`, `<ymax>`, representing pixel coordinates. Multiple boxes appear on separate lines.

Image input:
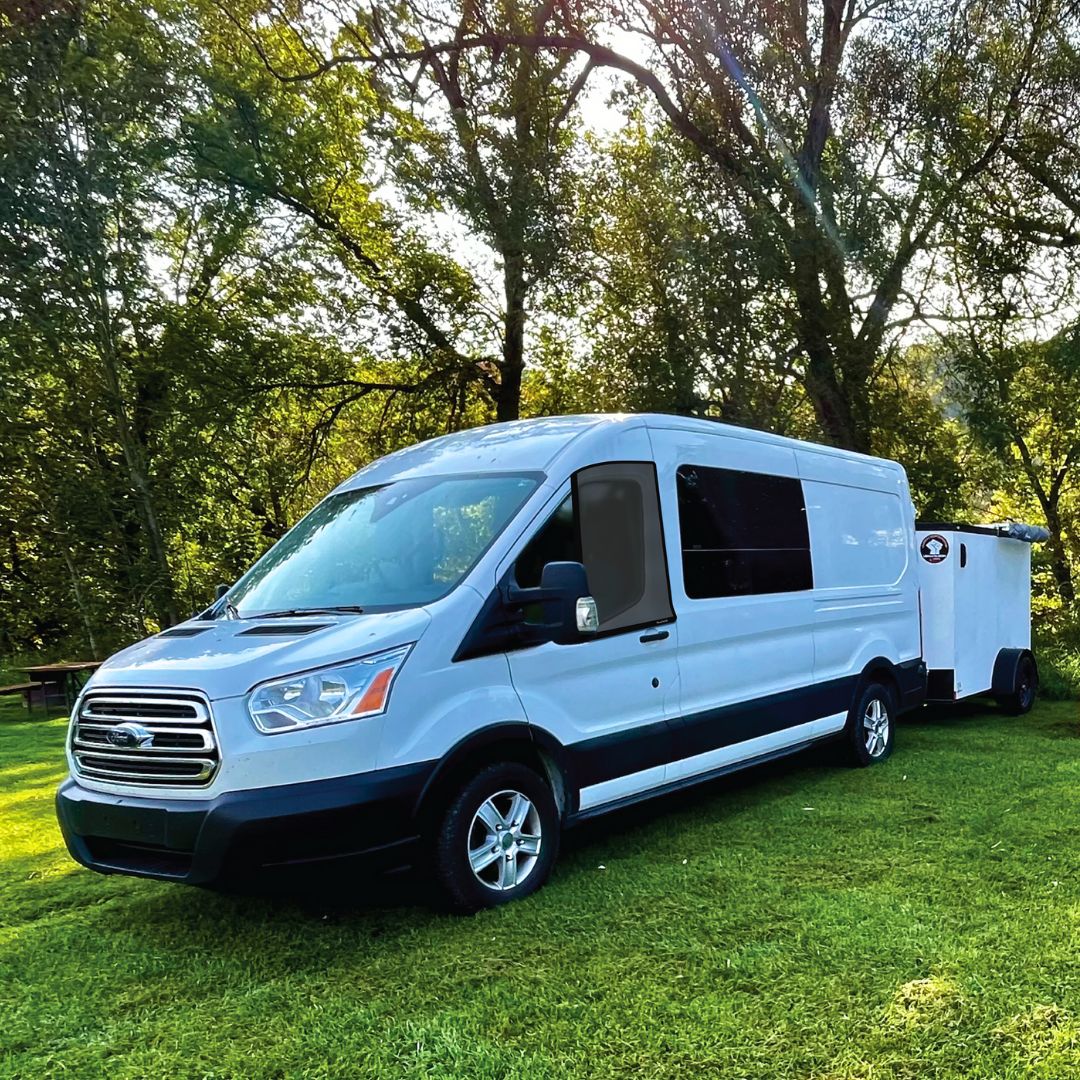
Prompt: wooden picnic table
<box><xmin>15</xmin><ymin>661</ymin><xmax>101</xmax><ymax>712</ymax></box>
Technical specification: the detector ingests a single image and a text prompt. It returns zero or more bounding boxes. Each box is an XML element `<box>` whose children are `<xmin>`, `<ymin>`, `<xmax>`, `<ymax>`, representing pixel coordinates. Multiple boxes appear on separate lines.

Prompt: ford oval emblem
<box><xmin>106</xmin><ymin>722</ymin><xmax>155</xmax><ymax>749</ymax></box>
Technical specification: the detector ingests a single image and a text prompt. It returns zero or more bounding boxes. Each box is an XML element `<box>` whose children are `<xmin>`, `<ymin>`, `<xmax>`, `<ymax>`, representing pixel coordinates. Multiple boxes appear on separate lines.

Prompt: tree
<box><xmin>196</xmin><ymin>0</ymin><xmax>595</xmax><ymax>423</ymax></box>
<box><xmin>945</xmin><ymin>325</ymin><xmax>1080</xmax><ymax>603</ymax></box>
<box><xmin>0</xmin><ymin>0</ymin><xmax>443</xmax><ymax>650</ymax></box>
<box><xmin>322</xmin><ymin>0</ymin><xmax>1076</xmax><ymax>452</ymax></box>
<box><xmin>0</xmin><ymin>0</ymin><xmax>200</xmax><ymax>625</ymax></box>
<box><xmin>577</xmin><ymin>103</ymin><xmax>806</xmax><ymax>430</ymax></box>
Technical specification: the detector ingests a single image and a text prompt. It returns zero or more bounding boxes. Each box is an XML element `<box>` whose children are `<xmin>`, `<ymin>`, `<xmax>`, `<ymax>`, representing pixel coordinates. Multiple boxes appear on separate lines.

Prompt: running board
<box><xmin>565</xmin><ymin>734</ymin><xmax>837</xmax><ymax>826</ymax></box>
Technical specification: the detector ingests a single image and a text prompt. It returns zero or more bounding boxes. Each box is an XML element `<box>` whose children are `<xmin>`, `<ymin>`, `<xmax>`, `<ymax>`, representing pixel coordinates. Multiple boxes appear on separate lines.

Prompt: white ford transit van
<box><xmin>58</xmin><ymin>413</ymin><xmax>934</xmax><ymax>910</ymax></box>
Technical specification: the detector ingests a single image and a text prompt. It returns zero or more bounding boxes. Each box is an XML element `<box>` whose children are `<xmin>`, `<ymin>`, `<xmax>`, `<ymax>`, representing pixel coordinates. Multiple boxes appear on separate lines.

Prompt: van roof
<box><xmin>335</xmin><ymin>413</ymin><xmax>903</xmax><ymax>491</ymax></box>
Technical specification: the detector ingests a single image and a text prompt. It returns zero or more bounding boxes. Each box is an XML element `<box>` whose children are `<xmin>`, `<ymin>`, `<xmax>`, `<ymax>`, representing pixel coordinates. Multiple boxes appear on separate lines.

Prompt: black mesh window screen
<box><xmin>676</xmin><ymin>464</ymin><xmax>813</xmax><ymax>598</ymax></box>
<box><xmin>574</xmin><ymin>462</ymin><xmax>675</xmax><ymax>633</ymax></box>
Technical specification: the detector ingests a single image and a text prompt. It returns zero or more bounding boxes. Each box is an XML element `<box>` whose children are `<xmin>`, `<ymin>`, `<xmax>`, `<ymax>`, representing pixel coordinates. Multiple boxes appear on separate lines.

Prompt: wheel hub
<box><xmin>468</xmin><ymin>788</ymin><xmax>542</xmax><ymax>892</ymax></box>
<box><xmin>863</xmin><ymin>698</ymin><xmax>889</xmax><ymax>758</ymax></box>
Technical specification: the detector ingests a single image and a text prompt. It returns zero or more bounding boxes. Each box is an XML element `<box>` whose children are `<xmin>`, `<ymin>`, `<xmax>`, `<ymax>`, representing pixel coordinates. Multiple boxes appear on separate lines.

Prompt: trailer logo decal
<box><xmin>920</xmin><ymin>534</ymin><xmax>949</xmax><ymax>564</ymax></box>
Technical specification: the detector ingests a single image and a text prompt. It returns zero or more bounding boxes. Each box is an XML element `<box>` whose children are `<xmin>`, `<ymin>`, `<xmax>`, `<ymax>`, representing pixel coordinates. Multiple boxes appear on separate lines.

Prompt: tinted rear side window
<box><xmin>676</xmin><ymin>464</ymin><xmax>812</xmax><ymax>598</ymax></box>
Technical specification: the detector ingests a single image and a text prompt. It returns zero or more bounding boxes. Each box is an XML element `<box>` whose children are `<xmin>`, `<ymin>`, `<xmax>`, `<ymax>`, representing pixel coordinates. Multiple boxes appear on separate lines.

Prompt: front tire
<box><xmin>433</xmin><ymin>762</ymin><xmax>560</xmax><ymax>913</ymax></box>
<box><xmin>843</xmin><ymin>681</ymin><xmax>896</xmax><ymax>767</ymax></box>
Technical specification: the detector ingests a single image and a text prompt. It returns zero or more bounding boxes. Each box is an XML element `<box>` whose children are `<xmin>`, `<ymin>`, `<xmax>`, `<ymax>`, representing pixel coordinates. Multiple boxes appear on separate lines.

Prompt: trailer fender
<box><xmin>991</xmin><ymin>648</ymin><xmax>1036</xmax><ymax>697</ymax></box>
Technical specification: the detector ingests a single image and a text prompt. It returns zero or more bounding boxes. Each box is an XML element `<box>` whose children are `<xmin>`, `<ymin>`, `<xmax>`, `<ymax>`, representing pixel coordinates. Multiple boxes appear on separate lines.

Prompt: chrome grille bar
<box><xmin>74</xmin><ymin>725</ymin><xmax>215</xmax><ymax>751</ymax></box>
<box><xmin>73</xmin><ymin>692</ymin><xmax>219</xmax><ymax>787</ymax></box>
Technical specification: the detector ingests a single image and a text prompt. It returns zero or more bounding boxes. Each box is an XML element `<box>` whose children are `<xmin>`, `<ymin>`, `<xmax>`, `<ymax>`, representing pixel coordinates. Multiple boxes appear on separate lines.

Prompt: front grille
<box><xmin>72</xmin><ymin>693</ymin><xmax>219</xmax><ymax>787</ymax></box>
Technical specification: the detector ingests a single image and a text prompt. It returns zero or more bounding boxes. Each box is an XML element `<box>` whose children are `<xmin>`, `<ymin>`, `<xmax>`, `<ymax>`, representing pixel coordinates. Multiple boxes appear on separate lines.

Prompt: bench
<box><xmin>0</xmin><ymin>682</ymin><xmax>44</xmax><ymax>716</ymax></box>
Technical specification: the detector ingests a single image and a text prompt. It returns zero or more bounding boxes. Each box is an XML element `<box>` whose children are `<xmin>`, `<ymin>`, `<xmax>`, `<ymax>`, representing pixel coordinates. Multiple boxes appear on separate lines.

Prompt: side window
<box><xmin>513</xmin><ymin>463</ymin><xmax>674</xmax><ymax>633</ymax></box>
<box><xmin>514</xmin><ymin>495</ymin><xmax>577</xmax><ymax>588</ymax></box>
<box><xmin>676</xmin><ymin>464</ymin><xmax>812</xmax><ymax>598</ymax></box>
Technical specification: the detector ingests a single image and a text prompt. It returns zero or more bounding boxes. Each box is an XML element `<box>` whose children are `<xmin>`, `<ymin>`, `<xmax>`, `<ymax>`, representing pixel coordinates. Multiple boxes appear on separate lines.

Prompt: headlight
<box><xmin>247</xmin><ymin>646</ymin><xmax>411</xmax><ymax>733</ymax></box>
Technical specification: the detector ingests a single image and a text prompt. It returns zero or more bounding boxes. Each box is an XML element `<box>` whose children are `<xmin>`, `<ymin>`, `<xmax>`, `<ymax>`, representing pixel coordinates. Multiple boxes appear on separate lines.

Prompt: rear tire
<box><xmin>432</xmin><ymin>762</ymin><xmax>560</xmax><ymax>913</ymax></box>
<box><xmin>843</xmin><ymin>681</ymin><xmax>896</xmax><ymax>767</ymax></box>
<box><xmin>997</xmin><ymin>654</ymin><xmax>1038</xmax><ymax>715</ymax></box>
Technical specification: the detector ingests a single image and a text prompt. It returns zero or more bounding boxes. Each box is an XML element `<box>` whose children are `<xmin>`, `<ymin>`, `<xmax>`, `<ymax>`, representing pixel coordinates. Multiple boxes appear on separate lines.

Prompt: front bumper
<box><xmin>56</xmin><ymin>762</ymin><xmax>435</xmax><ymax>887</ymax></box>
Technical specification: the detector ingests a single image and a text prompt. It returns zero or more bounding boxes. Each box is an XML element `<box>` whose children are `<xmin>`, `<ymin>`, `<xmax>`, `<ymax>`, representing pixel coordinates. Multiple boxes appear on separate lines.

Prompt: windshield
<box><xmin>225</xmin><ymin>473</ymin><xmax>541</xmax><ymax>616</ymax></box>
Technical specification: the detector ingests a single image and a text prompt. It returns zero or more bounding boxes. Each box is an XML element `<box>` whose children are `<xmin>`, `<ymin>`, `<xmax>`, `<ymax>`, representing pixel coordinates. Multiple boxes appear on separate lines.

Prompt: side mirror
<box><xmin>215</xmin><ymin>583</ymin><xmax>229</xmax><ymax>600</ymax></box>
<box><xmin>505</xmin><ymin>561</ymin><xmax>598</xmax><ymax>645</ymax></box>
<box><xmin>454</xmin><ymin>561</ymin><xmax>598</xmax><ymax>661</ymax></box>
<box><xmin>539</xmin><ymin>561</ymin><xmax>598</xmax><ymax>643</ymax></box>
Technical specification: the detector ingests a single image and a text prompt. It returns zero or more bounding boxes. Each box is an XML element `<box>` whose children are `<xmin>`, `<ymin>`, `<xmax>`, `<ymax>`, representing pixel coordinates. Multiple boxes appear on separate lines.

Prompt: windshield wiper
<box><xmin>249</xmin><ymin>606</ymin><xmax>366</xmax><ymax>619</ymax></box>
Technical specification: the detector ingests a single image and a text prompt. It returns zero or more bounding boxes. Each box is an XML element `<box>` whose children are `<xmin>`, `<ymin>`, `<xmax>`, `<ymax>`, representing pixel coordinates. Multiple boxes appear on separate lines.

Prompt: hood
<box><xmin>87</xmin><ymin>607</ymin><xmax>433</xmax><ymax>700</ymax></box>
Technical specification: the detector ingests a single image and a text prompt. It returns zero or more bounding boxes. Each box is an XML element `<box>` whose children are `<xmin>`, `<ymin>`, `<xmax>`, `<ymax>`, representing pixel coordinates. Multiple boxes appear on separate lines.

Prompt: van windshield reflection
<box><xmin>225</xmin><ymin>474</ymin><xmax>540</xmax><ymax>617</ymax></box>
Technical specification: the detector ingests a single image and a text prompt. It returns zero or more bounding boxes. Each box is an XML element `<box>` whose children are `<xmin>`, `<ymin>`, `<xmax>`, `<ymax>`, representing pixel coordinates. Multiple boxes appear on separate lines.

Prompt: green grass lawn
<box><xmin>3</xmin><ymin>698</ymin><xmax>1080</xmax><ymax>1078</ymax></box>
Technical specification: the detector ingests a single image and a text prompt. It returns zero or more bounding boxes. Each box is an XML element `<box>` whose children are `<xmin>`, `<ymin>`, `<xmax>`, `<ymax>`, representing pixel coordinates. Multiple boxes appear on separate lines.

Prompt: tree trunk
<box><xmin>58</xmin><ymin>542</ymin><xmax>99</xmax><ymax>658</ymax></box>
<box><xmin>498</xmin><ymin>248</ymin><xmax>527</xmax><ymax>423</ymax></box>
<box><xmin>801</xmin><ymin>347</ymin><xmax>870</xmax><ymax>453</ymax></box>
<box><xmin>1010</xmin><ymin>430</ymin><xmax>1076</xmax><ymax>603</ymax></box>
<box><xmin>97</xmin><ymin>348</ymin><xmax>180</xmax><ymax>626</ymax></box>
<box><xmin>1043</xmin><ymin>503</ymin><xmax>1075</xmax><ymax>603</ymax></box>
<box><xmin>88</xmin><ymin>259</ymin><xmax>180</xmax><ymax>627</ymax></box>
<box><xmin>785</xmin><ymin>206</ymin><xmax>872</xmax><ymax>453</ymax></box>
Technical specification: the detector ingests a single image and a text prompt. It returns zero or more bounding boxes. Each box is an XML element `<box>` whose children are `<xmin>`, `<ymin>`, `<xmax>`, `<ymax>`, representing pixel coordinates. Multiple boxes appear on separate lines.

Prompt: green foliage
<box><xmin>1031</xmin><ymin>647</ymin><xmax>1080</xmax><ymax>700</ymax></box>
<box><xmin>1033</xmin><ymin>609</ymin><xmax>1080</xmax><ymax>699</ymax></box>
<box><xmin>574</xmin><ymin>110</ymin><xmax>802</xmax><ymax>427</ymax></box>
<box><xmin>4</xmin><ymin>0</ymin><xmax>1080</xmax><ymax>667</ymax></box>
<box><xmin>870</xmin><ymin>345</ymin><xmax>999</xmax><ymax>520</ymax></box>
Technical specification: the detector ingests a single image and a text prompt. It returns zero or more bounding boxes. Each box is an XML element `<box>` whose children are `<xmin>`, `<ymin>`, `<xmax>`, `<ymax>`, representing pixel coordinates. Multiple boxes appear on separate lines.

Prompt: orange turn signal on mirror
<box><xmin>352</xmin><ymin>666</ymin><xmax>395</xmax><ymax>715</ymax></box>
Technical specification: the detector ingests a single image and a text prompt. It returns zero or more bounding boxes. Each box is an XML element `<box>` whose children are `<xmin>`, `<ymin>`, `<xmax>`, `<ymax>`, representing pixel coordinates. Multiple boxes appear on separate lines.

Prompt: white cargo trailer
<box><xmin>916</xmin><ymin>521</ymin><xmax>1046</xmax><ymax>712</ymax></box>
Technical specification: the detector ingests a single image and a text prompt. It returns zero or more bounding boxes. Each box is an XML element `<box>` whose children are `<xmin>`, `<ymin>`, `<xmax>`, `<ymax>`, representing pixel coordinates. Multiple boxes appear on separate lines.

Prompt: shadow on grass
<box><xmin>0</xmin><ymin>761</ymin><xmax>66</xmax><ymax>788</ymax></box>
<box><xmin>562</xmin><ymin>738</ymin><xmax>839</xmax><ymax>859</ymax></box>
<box><xmin>905</xmin><ymin>698</ymin><xmax>1079</xmax><ymax>743</ymax></box>
<box><xmin>15</xmin><ymin>701</ymin><xmax>1069</xmax><ymax>934</ymax></box>
<box><xmin>902</xmin><ymin>700</ymin><xmax>1002</xmax><ymax>727</ymax></box>
<box><xmin>0</xmin><ymin>712</ymin><xmax>68</xmax><ymax>724</ymax></box>
<box><xmin>213</xmin><ymin>739</ymin><xmax>844</xmax><ymax>924</ymax></box>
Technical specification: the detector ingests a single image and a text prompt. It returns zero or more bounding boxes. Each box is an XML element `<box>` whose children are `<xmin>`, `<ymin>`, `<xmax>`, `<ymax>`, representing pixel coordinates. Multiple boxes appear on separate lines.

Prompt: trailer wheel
<box><xmin>843</xmin><ymin>682</ymin><xmax>896</xmax><ymax>767</ymax></box>
<box><xmin>996</xmin><ymin>654</ymin><xmax>1038</xmax><ymax>716</ymax></box>
<box><xmin>432</xmin><ymin>761</ymin><xmax>560</xmax><ymax>913</ymax></box>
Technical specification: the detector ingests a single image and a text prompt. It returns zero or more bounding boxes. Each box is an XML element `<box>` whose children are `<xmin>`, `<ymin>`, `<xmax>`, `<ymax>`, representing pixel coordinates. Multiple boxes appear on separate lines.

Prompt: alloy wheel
<box><xmin>467</xmin><ymin>789</ymin><xmax>543</xmax><ymax>892</ymax></box>
<box><xmin>863</xmin><ymin>698</ymin><xmax>889</xmax><ymax>758</ymax></box>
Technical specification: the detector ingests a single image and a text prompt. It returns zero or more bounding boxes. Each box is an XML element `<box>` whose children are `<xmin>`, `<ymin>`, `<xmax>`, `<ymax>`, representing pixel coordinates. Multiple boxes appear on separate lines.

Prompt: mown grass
<box><xmin>2</xmin><ymin>697</ymin><xmax>1080</xmax><ymax>1078</ymax></box>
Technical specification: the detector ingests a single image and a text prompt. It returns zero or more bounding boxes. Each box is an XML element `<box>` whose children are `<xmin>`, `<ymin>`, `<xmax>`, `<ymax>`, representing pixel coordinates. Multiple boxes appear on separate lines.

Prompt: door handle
<box><xmin>639</xmin><ymin>630</ymin><xmax>670</xmax><ymax>643</ymax></box>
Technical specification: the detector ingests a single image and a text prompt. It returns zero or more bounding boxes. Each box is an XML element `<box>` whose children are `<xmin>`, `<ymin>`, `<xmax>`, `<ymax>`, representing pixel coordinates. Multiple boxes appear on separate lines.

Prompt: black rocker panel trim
<box><xmin>568</xmin><ymin>740</ymin><xmax>822</xmax><ymax>825</ymax></box>
<box><xmin>568</xmin><ymin>659</ymin><xmax>923</xmax><ymax>790</ymax></box>
<box><xmin>570</xmin><ymin>675</ymin><xmax>856</xmax><ymax>789</ymax></box>
<box><xmin>569</xmin><ymin>717</ymin><xmax>676</xmax><ymax>791</ymax></box>
<box><xmin>671</xmin><ymin>674</ymin><xmax>859</xmax><ymax>763</ymax></box>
